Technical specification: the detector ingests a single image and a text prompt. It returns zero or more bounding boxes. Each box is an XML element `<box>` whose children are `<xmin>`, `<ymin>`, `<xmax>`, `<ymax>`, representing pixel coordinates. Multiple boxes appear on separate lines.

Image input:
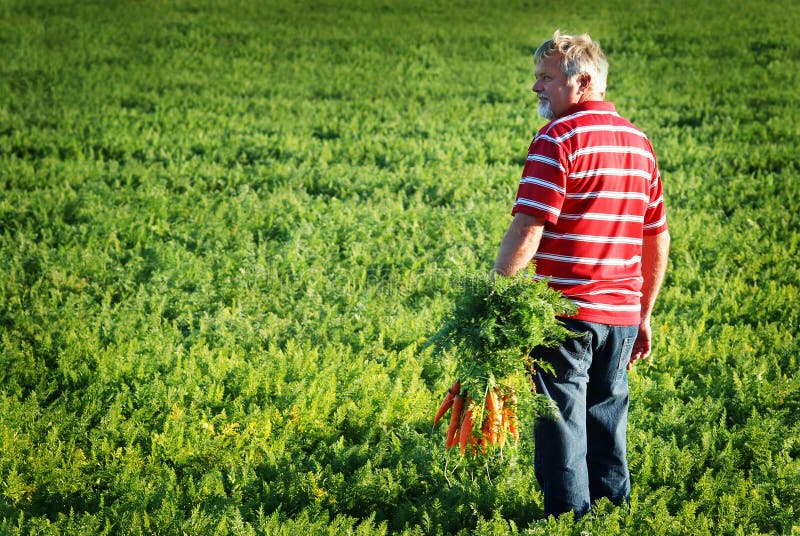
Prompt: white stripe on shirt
<box><xmin>575</xmin><ymin>288</ymin><xmax>643</xmax><ymax>297</ymax></box>
<box><xmin>520</xmin><ymin>176</ymin><xmax>566</xmax><ymax>194</ymax></box>
<box><xmin>565</xmin><ymin>190</ymin><xmax>650</xmax><ymax>202</ymax></box>
<box><xmin>569</xmin><ymin>168</ymin><xmax>652</xmax><ymax>180</ymax></box>
<box><xmin>568</xmin><ymin>145</ymin><xmax>655</xmax><ymax>162</ymax></box>
<box><xmin>526</xmin><ymin>154</ymin><xmax>565</xmax><ymax>171</ymax></box>
<box><xmin>558</xmin><ymin>212</ymin><xmax>645</xmax><ymax>223</ymax></box>
<box><xmin>542</xmin><ymin>231</ymin><xmax>642</xmax><ymax>245</ymax></box>
<box><xmin>533</xmin><ymin>274</ymin><xmax>643</xmax><ymax>286</ymax></box>
<box><xmin>539</xmin><ymin>125</ymin><xmax>648</xmax><ymax>144</ymax></box>
<box><xmin>535</xmin><ymin>252</ymin><xmax>641</xmax><ymax>266</ymax></box>
<box><xmin>568</xmin><ymin>299</ymin><xmax>642</xmax><ymax>313</ymax></box>
<box><xmin>643</xmin><ymin>215</ymin><xmax>667</xmax><ymax>230</ymax></box>
<box><xmin>514</xmin><ymin>198</ymin><xmax>560</xmax><ymax>217</ymax></box>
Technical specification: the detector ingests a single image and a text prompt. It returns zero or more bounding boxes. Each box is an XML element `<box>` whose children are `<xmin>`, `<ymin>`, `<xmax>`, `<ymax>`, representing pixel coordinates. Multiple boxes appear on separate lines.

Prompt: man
<box><xmin>492</xmin><ymin>30</ymin><xmax>671</xmax><ymax>519</ymax></box>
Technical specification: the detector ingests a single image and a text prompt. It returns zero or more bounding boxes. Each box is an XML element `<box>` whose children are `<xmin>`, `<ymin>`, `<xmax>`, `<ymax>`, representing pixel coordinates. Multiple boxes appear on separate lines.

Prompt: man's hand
<box><xmin>628</xmin><ymin>318</ymin><xmax>652</xmax><ymax>370</ymax></box>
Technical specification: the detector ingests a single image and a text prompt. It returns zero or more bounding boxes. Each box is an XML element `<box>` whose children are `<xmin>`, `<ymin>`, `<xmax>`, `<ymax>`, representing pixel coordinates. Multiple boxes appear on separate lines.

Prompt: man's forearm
<box><xmin>639</xmin><ymin>230</ymin><xmax>671</xmax><ymax>320</ymax></box>
<box><xmin>492</xmin><ymin>213</ymin><xmax>545</xmax><ymax>277</ymax></box>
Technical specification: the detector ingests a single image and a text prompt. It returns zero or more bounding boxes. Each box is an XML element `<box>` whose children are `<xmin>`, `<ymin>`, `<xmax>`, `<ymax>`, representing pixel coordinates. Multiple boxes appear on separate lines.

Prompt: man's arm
<box><xmin>492</xmin><ymin>213</ymin><xmax>546</xmax><ymax>277</ymax></box>
<box><xmin>629</xmin><ymin>229</ymin><xmax>671</xmax><ymax>368</ymax></box>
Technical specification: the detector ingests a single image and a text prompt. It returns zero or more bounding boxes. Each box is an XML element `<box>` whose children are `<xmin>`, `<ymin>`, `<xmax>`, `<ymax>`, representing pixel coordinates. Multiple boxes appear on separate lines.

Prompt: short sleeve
<box><xmin>511</xmin><ymin>135</ymin><xmax>567</xmax><ymax>225</ymax></box>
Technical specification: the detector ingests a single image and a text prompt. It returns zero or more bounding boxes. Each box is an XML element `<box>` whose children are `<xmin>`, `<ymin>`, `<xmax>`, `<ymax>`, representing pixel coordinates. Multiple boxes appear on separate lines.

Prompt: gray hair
<box><xmin>534</xmin><ymin>29</ymin><xmax>609</xmax><ymax>94</ymax></box>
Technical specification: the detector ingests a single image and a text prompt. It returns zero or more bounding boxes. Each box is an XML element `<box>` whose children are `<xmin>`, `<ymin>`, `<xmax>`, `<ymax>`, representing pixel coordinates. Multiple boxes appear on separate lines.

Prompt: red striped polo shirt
<box><xmin>512</xmin><ymin>101</ymin><xmax>668</xmax><ymax>325</ymax></box>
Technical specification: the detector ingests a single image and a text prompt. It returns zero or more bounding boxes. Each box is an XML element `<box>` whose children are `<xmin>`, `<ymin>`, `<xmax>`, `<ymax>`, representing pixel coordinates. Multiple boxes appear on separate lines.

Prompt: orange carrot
<box><xmin>497</xmin><ymin>409</ymin><xmax>507</xmax><ymax>448</ymax></box>
<box><xmin>459</xmin><ymin>406</ymin><xmax>474</xmax><ymax>455</ymax></box>
<box><xmin>485</xmin><ymin>387</ymin><xmax>499</xmax><ymax>415</ymax></box>
<box><xmin>505</xmin><ymin>406</ymin><xmax>519</xmax><ymax>441</ymax></box>
<box><xmin>445</xmin><ymin>394</ymin><xmax>465</xmax><ymax>449</ymax></box>
<box><xmin>485</xmin><ymin>388</ymin><xmax>502</xmax><ymax>444</ymax></box>
<box><xmin>508</xmin><ymin>422</ymin><xmax>519</xmax><ymax>441</ymax></box>
<box><xmin>480</xmin><ymin>414</ymin><xmax>491</xmax><ymax>441</ymax></box>
<box><xmin>479</xmin><ymin>416</ymin><xmax>492</xmax><ymax>453</ymax></box>
<box><xmin>433</xmin><ymin>381</ymin><xmax>460</xmax><ymax>426</ymax></box>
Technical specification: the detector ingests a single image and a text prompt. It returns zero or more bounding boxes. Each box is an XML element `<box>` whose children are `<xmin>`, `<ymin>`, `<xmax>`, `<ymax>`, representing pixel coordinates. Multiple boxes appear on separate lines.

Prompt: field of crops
<box><xmin>2</xmin><ymin>0</ymin><xmax>799</xmax><ymax>533</ymax></box>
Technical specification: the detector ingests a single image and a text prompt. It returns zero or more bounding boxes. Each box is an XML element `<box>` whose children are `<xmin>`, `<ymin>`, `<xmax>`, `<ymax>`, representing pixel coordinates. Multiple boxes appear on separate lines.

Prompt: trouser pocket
<box><xmin>615</xmin><ymin>337</ymin><xmax>635</xmax><ymax>381</ymax></box>
<box><xmin>538</xmin><ymin>329</ymin><xmax>592</xmax><ymax>382</ymax></box>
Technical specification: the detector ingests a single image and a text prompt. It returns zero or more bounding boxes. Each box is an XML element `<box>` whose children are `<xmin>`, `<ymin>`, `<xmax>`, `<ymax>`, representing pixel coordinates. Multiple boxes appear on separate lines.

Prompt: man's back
<box><xmin>512</xmin><ymin>101</ymin><xmax>667</xmax><ymax>325</ymax></box>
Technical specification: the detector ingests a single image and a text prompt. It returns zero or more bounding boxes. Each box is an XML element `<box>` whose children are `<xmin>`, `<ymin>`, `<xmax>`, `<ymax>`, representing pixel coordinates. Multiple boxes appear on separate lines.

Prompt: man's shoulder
<box><xmin>540</xmin><ymin>102</ymin><xmax>648</xmax><ymax>142</ymax></box>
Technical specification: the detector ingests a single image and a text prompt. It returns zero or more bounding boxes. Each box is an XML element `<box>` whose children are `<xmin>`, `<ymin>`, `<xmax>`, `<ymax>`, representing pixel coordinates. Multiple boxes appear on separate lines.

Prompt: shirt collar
<box><xmin>560</xmin><ymin>100</ymin><xmax>616</xmax><ymax>116</ymax></box>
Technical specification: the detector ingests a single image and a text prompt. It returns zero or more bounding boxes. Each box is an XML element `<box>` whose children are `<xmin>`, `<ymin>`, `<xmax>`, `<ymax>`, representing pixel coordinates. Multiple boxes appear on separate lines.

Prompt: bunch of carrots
<box><xmin>433</xmin><ymin>381</ymin><xmax>520</xmax><ymax>456</ymax></box>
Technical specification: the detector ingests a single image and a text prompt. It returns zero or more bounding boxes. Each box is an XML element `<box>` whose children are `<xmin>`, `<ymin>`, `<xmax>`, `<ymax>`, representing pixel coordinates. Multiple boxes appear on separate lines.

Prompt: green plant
<box><xmin>427</xmin><ymin>270</ymin><xmax>578</xmax><ymax>454</ymax></box>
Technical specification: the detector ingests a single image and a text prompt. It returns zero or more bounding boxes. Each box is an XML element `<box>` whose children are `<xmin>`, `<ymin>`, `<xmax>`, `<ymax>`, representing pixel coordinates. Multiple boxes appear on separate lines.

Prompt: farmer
<box><xmin>492</xmin><ymin>30</ymin><xmax>671</xmax><ymax>519</ymax></box>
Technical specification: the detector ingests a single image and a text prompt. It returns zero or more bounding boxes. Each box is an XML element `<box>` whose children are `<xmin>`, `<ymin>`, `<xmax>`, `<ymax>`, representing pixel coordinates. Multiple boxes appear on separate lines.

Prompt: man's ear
<box><xmin>579</xmin><ymin>73</ymin><xmax>592</xmax><ymax>92</ymax></box>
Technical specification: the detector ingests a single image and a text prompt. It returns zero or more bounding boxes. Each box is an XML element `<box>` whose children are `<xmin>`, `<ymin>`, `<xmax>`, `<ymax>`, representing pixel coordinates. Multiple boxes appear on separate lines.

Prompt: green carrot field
<box><xmin>2</xmin><ymin>0</ymin><xmax>799</xmax><ymax>533</ymax></box>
